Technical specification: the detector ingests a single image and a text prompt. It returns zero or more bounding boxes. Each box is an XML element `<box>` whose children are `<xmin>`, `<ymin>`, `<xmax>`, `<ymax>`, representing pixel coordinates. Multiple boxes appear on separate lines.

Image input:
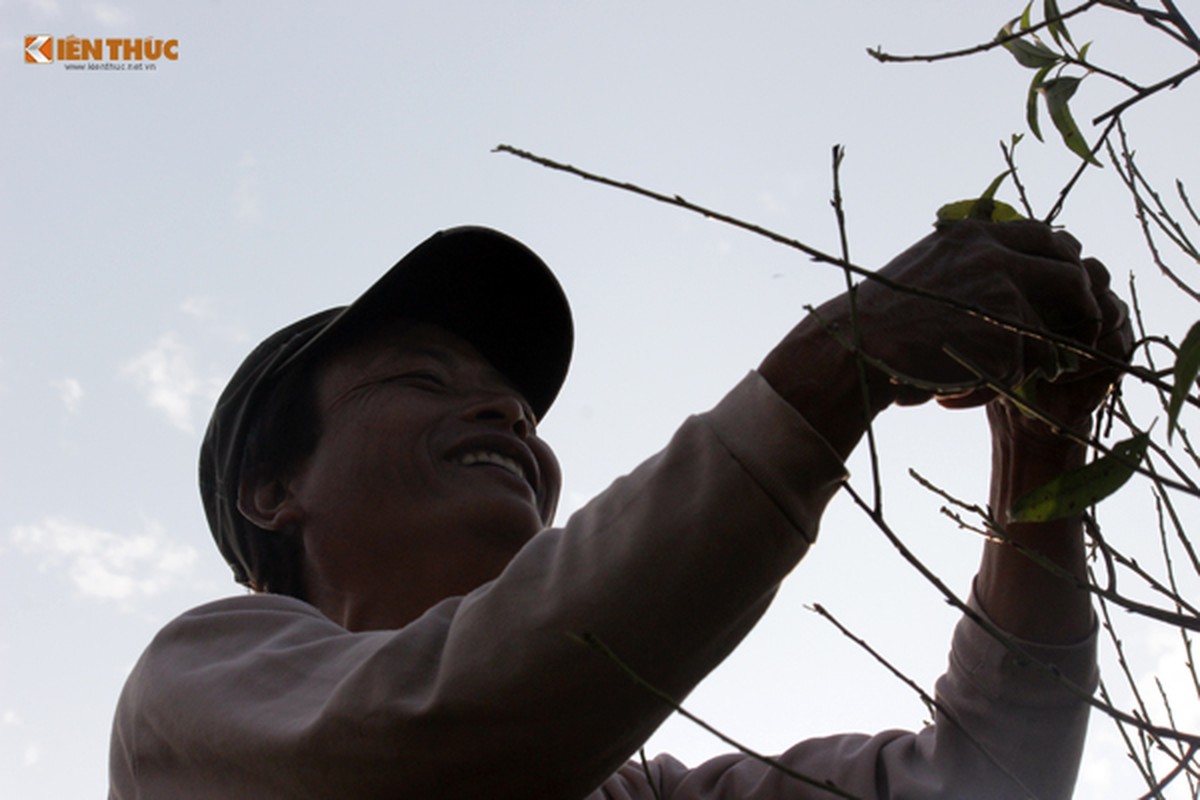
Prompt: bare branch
<box><xmin>829</xmin><ymin>145</ymin><xmax>884</xmax><ymax>513</ymax></box>
<box><xmin>570</xmin><ymin>632</ymin><xmax>863</xmax><ymax>799</ymax></box>
<box><xmin>842</xmin><ymin>478</ymin><xmax>1200</xmax><ymax>748</ymax></box>
<box><xmin>810</xmin><ymin>603</ymin><xmax>1039</xmax><ymax>799</ymax></box>
<box><xmin>1044</xmin><ymin>116</ymin><xmax>1120</xmax><ymax>225</ymax></box>
<box><xmin>1093</xmin><ymin>61</ymin><xmax>1200</xmax><ymax>125</ymax></box>
<box><xmin>495</xmin><ymin>143</ymin><xmax>1180</xmax><ymax>402</ymax></box>
<box><xmin>1000</xmin><ymin>137</ymin><xmax>1037</xmax><ymax>219</ymax></box>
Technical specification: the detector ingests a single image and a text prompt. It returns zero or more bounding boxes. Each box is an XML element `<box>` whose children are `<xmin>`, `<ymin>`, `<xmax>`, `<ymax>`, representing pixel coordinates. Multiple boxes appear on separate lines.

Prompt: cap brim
<box><xmin>284</xmin><ymin>225</ymin><xmax>572</xmax><ymax>419</ymax></box>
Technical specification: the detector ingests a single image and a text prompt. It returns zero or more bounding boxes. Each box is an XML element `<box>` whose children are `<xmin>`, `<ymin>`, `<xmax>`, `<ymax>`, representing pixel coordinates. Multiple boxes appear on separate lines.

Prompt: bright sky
<box><xmin>3</xmin><ymin>1</ymin><xmax>1199</xmax><ymax>797</ymax></box>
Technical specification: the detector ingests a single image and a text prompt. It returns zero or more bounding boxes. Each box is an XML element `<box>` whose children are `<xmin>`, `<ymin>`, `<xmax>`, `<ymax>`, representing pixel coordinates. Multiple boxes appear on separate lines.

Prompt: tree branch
<box><xmin>867</xmin><ymin>1</ymin><xmax>1100</xmax><ymax>64</ymax></box>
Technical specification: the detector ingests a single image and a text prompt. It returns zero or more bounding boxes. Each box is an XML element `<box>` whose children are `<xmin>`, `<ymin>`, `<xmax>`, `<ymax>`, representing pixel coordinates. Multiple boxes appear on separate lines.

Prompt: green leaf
<box><xmin>979</xmin><ymin>169</ymin><xmax>1010</xmax><ymax>201</ymax></box>
<box><xmin>1020</xmin><ymin>1</ymin><xmax>1034</xmax><ymax>31</ymax></box>
<box><xmin>1044</xmin><ymin>0</ymin><xmax>1074</xmax><ymax>48</ymax></box>
<box><xmin>988</xmin><ymin>200</ymin><xmax>1026</xmax><ymax>221</ymax></box>
<box><xmin>998</xmin><ymin>15</ymin><xmax>1061</xmax><ymax>70</ymax></box>
<box><xmin>1026</xmin><ymin>64</ymin><xmax>1054</xmax><ymax>141</ymax></box>
<box><xmin>1077</xmin><ymin>40</ymin><xmax>1092</xmax><ymax>62</ymax></box>
<box><xmin>1010</xmin><ymin>432</ymin><xmax>1150</xmax><ymax>522</ymax></box>
<box><xmin>936</xmin><ymin>198</ymin><xmax>1025</xmax><ymax>224</ymax></box>
<box><xmin>936</xmin><ymin>170</ymin><xmax>1026</xmax><ymax>224</ymax></box>
<box><xmin>936</xmin><ymin>200</ymin><xmax>979</xmax><ymax>222</ymax></box>
<box><xmin>1168</xmin><ymin>320</ymin><xmax>1200</xmax><ymax>440</ymax></box>
<box><xmin>1002</xmin><ymin>34</ymin><xmax>1061</xmax><ymax>69</ymax></box>
<box><xmin>1039</xmin><ymin>76</ymin><xmax>1102</xmax><ymax>166</ymax></box>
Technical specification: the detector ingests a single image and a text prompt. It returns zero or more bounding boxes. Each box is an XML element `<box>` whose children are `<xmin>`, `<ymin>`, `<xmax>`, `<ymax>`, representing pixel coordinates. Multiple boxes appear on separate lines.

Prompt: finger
<box><xmin>947</xmin><ymin>219</ymin><xmax>1083</xmax><ymax>263</ymax></box>
<box><xmin>937</xmin><ymin>388</ymin><xmax>997</xmax><ymax>409</ymax></box>
<box><xmin>1081</xmin><ymin>256</ymin><xmax>1112</xmax><ymax>293</ymax></box>
<box><xmin>1020</xmin><ymin>258</ymin><xmax>1104</xmax><ymax>345</ymax></box>
<box><xmin>1053</xmin><ymin>258</ymin><xmax>1131</xmax><ymax>381</ymax></box>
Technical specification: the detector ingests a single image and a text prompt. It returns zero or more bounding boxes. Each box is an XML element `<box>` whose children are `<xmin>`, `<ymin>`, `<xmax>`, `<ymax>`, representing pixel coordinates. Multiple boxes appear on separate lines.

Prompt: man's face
<box><xmin>282</xmin><ymin>319</ymin><xmax>562</xmax><ymax>610</ymax></box>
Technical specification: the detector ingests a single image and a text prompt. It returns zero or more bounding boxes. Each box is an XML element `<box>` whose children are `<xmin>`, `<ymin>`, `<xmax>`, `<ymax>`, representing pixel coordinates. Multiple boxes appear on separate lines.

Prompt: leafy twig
<box><xmin>1000</xmin><ymin>135</ymin><xmax>1037</xmax><ymax>219</ymax></box>
<box><xmin>866</xmin><ymin>1</ymin><xmax>1101</xmax><ymax>63</ymax></box>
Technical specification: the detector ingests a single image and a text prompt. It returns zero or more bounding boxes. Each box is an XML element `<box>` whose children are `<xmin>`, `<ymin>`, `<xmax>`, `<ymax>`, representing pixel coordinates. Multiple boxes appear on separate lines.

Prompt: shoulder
<box><xmin>165</xmin><ymin>592</ymin><xmax>327</xmax><ymax>626</ymax></box>
<box><xmin>156</xmin><ymin>592</ymin><xmax>332</xmax><ymax>640</ymax></box>
<box><xmin>128</xmin><ymin>594</ymin><xmax>340</xmax><ymax>685</ymax></box>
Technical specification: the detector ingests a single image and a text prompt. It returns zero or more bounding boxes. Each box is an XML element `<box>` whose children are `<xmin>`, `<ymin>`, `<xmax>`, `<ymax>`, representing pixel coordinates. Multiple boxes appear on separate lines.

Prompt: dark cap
<box><xmin>199</xmin><ymin>225</ymin><xmax>573</xmax><ymax>587</ymax></box>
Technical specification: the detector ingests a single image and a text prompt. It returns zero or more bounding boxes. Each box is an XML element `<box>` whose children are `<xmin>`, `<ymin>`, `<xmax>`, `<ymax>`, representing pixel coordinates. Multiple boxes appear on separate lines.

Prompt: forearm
<box><xmin>977</xmin><ymin>406</ymin><xmax>1094</xmax><ymax>644</ymax></box>
<box><xmin>759</xmin><ymin>307</ymin><xmax>893</xmax><ymax>462</ymax></box>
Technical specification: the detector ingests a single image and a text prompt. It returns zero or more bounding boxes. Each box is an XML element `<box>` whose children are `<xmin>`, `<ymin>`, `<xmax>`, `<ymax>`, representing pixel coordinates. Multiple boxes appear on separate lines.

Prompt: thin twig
<box><xmin>842</xmin><ymin>477</ymin><xmax>1200</xmax><ymax>747</ymax></box>
<box><xmin>496</xmin><ymin>142</ymin><xmax>1182</xmax><ymax>402</ymax></box>
<box><xmin>1096</xmin><ymin>0</ymin><xmax>1194</xmax><ymax>49</ymax></box>
<box><xmin>638</xmin><ymin>748</ymin><xmax>663</xmax><ymax>800</ymax></box>
<box><xmin>1093</xmin><ymin>61</ymin><xmax>1200</xmax><ymax>125</ymax></box>
<box><xmin>570</xmin><ymin>632</ymin><xmax>862</xmax><ymax>799</ymax></box>
<box><xmin>1135</xmin><ymin>743</ymin><xmax>1198</xmax><ymax>799</ymax></box>
<box><xmin>830</xmin><ymin>145</ymin><xmax>884</xmax><ymax>512</ymax></box>
<box><xmin>810</xmin><ymin>603</ymin><xmax>1039</xmax><ymax>799</ymax></box>
<box><xmin>1044</xmin><ymin>116</ymin><xmax>1120</xmax><ymax>224</ymax></box>
<box><xmin>1179</xmin><ymin>180</ymin><xmax>1200</xmax><ymax>227</ymax></box>
<box><xmin>1000</xmin><ymin>137</ymin><xmax>1037</xmax><ymax>219</ymax></box>
<box><xmin>1160</xmin><ymin>0</ymin><xmax>1200</xmax><ymax>50</ymax></box>
<box><xmin>1111</xmin><ymin>121</ymin><xmax>1200</xmax><ymax>300</ymax></box>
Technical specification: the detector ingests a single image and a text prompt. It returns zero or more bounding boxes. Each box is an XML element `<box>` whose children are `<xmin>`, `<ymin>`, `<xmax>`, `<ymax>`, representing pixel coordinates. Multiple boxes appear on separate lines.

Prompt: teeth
<box><xmin>459</xmin><ymin>451</ymin><xmax>526</xmax><ymax>483</ymax></box>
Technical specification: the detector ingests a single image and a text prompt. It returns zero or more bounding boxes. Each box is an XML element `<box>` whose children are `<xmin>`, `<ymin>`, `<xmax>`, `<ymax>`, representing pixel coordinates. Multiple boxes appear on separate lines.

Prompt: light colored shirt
<box><xmin>110</xmin><ymin>372</ymin><xmax>1095</xmax><ymax>799</ymax></box>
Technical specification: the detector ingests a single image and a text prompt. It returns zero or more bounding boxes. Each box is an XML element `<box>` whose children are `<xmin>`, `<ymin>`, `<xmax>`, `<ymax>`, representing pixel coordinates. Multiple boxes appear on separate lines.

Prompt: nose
<box><xmin>464</xmin><ymin>392</ymin><xmax>534</xmax><ymax>438</ymax></box>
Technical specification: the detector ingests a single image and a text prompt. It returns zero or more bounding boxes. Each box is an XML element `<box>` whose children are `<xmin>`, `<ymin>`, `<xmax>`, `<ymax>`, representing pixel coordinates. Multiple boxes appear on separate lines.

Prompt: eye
<box><xmin>382</xmin><ymin>370</ymin><xmax>447</xmax><ymax>389</ymax></box>
<box><xmin>408</xmin><ymin>370</ymin><xmax>448</xmax><ymax>387</ymax></box>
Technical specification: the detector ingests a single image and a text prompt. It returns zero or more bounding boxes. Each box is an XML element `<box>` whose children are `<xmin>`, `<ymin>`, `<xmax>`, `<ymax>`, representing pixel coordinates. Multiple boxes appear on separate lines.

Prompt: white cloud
<box><xmin>758</xmin><ymin>190</ymin><xmax>784</xmax><ymax>214</ymax></box>
<box><xmin>1143</xmin><ymin>626</ymin><xmax>1200</xmax><ymax>734</ymax></box>
<box><xmin>52</xmin><ymin>377</ymin><xmax>83</xmax><ymax>414</ymax></box>
<box><xmin>9</xmin><ymin>517</ymin><xmax>197</xmax><ymax>601</ymax></box>
<box><xmin>121</xmin><ymin>334</ymin><xmax>220</xmax><ymax>434</ymax></box>
<box><xmin>180</xmin><ymin>296</ymin><xmax>213</xmax><ymax>320</ymax></box>
<box><xmin>23</xmin><ymin>743</ymin><xmax>40</xmax><ymax>767</ymax></box>
<box><xmin>90</xmin><ymin>1</ymin><xmax>130</xmax><ymax>27</ymax></box>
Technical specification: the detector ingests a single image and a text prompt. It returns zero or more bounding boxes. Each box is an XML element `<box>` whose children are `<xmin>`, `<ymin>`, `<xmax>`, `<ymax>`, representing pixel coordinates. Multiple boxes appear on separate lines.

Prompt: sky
<box><xmin>3</xmin><ymin>1</ymin><xmax>1200</xmax><ymax>797</ymax></box>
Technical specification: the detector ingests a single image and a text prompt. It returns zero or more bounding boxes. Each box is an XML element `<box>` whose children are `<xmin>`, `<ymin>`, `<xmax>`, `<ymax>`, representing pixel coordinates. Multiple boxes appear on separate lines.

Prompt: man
<box><xmin>109</xmin><ymin>221</ymin><xmax>1130</xmax><ymax>799</ymax></box>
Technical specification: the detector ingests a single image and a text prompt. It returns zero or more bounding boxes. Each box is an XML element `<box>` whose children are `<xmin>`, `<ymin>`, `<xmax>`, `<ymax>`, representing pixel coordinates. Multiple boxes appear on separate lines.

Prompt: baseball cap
<box><xmin>199</xmin><ymin>225</ymin><xmax>573</xmax><ymax>587</ymax></box>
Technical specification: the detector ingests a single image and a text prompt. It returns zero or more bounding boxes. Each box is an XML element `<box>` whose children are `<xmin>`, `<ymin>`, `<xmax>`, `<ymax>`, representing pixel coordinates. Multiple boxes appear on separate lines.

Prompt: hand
<box><xmin>984</xmin><ymin>255</ymin><xmax>1132</xmax><ymax>448</ymax></box>
<box><xmin>760</xmin><ymin>220</ymin><xmax>1127</xmax><ymax>459</ymax></box>
<box><xmin>854</xmin><ymin>220</ymin><xmax>1122</xmax><ymax>405</ymax></box>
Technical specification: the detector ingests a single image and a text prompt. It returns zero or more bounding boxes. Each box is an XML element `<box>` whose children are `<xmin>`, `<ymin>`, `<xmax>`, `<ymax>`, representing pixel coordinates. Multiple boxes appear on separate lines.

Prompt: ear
<box><xmin>237</xmin><ymin>469</ymin><xmax>304</xmax><ymax>532</ymax></box>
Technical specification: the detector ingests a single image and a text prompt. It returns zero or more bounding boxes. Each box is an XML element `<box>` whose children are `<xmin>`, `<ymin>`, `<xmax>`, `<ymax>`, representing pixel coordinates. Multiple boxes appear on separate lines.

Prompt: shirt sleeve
<box><xmin>603</xmin><ymin>589</ymin><xmax>1097</xmax><ymax>800</ymax></box>
<box><xmin>109</xmin><ymin>371</ymin><xmax>847</xmax><ymax>800</ymax></box>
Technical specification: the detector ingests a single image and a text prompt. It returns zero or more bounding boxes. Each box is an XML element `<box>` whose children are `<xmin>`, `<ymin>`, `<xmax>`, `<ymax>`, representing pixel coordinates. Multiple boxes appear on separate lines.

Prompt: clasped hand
<box><xmin>761</xmin><ymin>220</ymin><xmax>1132</xmax><ymax>458</ymax></box>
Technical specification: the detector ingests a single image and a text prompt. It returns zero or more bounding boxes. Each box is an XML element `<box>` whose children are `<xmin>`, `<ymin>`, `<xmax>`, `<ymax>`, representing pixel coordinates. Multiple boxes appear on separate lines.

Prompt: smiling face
<box><xmin>262</xmin><ymin>319</ymin><xmax>562</xmax><ymax>630</ymax></box>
